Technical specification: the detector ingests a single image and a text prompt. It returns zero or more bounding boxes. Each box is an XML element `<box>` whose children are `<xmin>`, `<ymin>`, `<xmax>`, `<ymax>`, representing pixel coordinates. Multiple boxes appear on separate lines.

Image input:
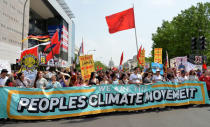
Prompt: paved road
<box><xmin>1</xmin><ymin>106</ymin><xmax>210</xmax><ymax>127</ymax></box>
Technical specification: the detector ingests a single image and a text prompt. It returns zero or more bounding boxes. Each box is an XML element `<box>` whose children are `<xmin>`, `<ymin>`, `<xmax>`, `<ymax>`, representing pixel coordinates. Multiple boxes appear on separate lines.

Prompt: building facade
<box><xmin>0</xmin><ymin>0</ymin><xmax>75</xmax><ymax>67</ymax></box>
<box><xmin>0</xmin><ymin>0</ymin><xmax>30</xmax><ymax>64</ymax></box>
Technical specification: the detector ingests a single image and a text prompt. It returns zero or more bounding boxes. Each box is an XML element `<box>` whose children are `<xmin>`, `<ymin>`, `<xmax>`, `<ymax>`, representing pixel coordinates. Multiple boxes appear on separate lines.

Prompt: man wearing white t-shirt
<box><xmin>152</xmin><ymin>68</ymin><xmax>163</xmax><ymax>83</ymax></box>
<box><xmin>178</xmin><ymin>70</ymin><xmax>188</xmax><ymax>83</ymax></box>
<box><xmin>129</xmin><ymin>67</ymin><xmax>142</xmax><ymax>85</ymax></box>
<box><xmin>0</xmin><ymin>69</ymin><xmax>9</xmax><ymax>87</ymax></box>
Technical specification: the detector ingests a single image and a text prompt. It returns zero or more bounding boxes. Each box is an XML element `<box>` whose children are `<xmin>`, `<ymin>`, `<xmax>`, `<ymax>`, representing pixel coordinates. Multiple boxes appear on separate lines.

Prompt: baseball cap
<box><xmin>1</xmin><ymin>69</ymin><xmax>8</xmax><ymax>73</ymax></box>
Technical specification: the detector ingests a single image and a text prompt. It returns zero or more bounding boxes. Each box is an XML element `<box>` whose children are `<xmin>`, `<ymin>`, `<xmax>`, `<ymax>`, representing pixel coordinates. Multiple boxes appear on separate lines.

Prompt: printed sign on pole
<box><xmin>195</xmin><ymin>56</ymin><xmax>202</xmax><ymax>64</ymax></box>
<box><xmin>151</xmin><ymin>62</ymin><xmax>164</xmax><ymax>75</ymax></box>
<box><xmin>139</xmin><ymin>49</ymin><xmax>145</xmax><ymax>66</ymax></box>
<box><xmin>79</xmin><ymin>55</ymin><xmax>95</xmax><ymax>80</ymax></box>
<box><xmin>154</xmin><ymin>48</ymin><xmax>162</xmax><ymax>64</ymax></box>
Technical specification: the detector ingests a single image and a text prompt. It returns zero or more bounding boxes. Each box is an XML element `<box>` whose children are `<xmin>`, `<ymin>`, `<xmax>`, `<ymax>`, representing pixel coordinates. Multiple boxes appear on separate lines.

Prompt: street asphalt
<box><xmin>1</xmin><ymin>105</ymin><xmax>210</xmax><ymax>127</ymax></box>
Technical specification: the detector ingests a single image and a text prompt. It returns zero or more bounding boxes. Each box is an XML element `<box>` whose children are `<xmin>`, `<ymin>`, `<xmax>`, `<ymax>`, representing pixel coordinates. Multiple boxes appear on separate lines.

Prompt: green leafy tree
<box><xmin>152</xmin><ymin>2</ymin><xmax>210</xmax><ymax>65</ymax></box>
<box><xmin>94</xmin><ymin>61</ymin><xmax>108</xmax><ymax>71</ymax></box>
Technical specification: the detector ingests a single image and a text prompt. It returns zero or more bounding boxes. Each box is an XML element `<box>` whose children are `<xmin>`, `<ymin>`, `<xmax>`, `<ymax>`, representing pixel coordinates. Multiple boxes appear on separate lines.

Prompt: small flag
<box><xmin>22</xmin><ymin>35</ymin><xmax>50</xmax><ymax>42</ymax></box>
<box><xmin>45</xmin><ymin>41</ymin><xmax>61</xmax><ymax>63</ymax></box>
<box><xmin>120</xmin><ymin>51</ymin><xmax>124</xmax><ymax>65</ymax></box>
<box><xmin>137</xmin><ymin>45</ymin><xmax>142</xmax><ymax>65</ymax></box>
<box><xmin>203</xmin><ymin>60</ymin><xmax>207</xmax><ymax>70</ymax></box>
<box><xmin>106</xmin><ymin>8</ymin><xmax>135</xmax><ymax>34</ymax></box>
<box><xmin>44</xmin><ymin>31</ymin><xmax>59</xmax><ymax>52</ymax></box>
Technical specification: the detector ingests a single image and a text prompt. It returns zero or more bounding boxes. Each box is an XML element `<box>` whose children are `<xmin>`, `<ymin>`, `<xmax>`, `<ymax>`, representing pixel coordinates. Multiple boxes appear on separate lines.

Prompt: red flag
<box><xmin>44</xmin><ymin>31</ymin><xmax>59</xmax><ymax>52</ymax></box>
<box><xmin>106</xmin><ymin>8</ymin><xmax>135</xmax><ymax>34</ymax></box>
<box><xmin>203</xmin><ymin>62</ymin><xmax>207</xmax><ymax>70</ymax></box>
<box><xmin>137</xmin><ymin>45</ymin><xmax>142</xmax><ymax>64</ymax></box>
<box><xmin>20</xmin><ymin>46</ymin><xmax>38</xmax><ymax>60</ymax></box>
<box><xmin>120</xmin><ymin>52</ymin><xmax>124</xmax><ymax>65</ymax></box>
<box><xmin>46</xmin><ymin>41</ymin><xmax>61</xmax><ymax>63</ymax></box>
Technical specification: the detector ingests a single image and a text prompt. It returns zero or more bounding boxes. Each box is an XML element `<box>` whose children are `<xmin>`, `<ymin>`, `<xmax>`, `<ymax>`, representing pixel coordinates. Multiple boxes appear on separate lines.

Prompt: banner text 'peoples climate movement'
<box><xmin>0</xmin><ymin>81</ymin><xmax>209</xmax><ymax>120</ymax></box>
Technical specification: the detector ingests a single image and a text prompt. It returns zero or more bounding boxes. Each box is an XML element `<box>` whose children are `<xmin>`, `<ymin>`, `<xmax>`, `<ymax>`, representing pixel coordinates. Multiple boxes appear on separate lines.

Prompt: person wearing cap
<box><xmin>152</xmin><ymin>68</ymin><xmax>163</xmax><ymax>83</ymax></box>
<box><xmin>0</xmin><ymin>69</ymin><xmax>9</xmax><ymax>87</ymax></box>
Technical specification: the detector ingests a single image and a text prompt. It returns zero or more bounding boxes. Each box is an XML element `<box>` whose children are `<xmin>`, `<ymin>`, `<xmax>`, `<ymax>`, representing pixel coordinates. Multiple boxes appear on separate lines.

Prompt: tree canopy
<box><xmin>152</xmin><ymin>2</ymin><xmax>210</xmax><ymax>65</ymax></box>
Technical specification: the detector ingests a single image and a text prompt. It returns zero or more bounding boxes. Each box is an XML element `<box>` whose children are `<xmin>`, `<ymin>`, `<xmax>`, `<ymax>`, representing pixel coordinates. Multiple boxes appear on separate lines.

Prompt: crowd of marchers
<box><xmin>0</xmin><ymin>67</ymin><xmax>209</xmax><ymax>98</ymax></box>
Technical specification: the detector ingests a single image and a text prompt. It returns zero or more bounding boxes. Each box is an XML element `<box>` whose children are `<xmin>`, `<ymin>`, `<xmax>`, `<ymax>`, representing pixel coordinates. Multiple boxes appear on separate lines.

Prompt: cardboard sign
<box><xmin>79</xmin><ymin>55</ymin><xmax>95</xmax><ymax>80</ymax></box>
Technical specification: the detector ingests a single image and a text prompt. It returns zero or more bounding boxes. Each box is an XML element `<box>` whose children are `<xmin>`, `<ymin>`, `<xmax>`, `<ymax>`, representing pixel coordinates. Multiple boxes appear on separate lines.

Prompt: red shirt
<box><xmin>199</xmin><ymin>75</ymin><xmax>210</xmax><ymax>90</ymax></box>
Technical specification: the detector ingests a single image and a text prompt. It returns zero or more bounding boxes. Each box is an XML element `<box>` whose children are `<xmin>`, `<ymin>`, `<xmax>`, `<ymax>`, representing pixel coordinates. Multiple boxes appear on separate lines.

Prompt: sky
<box><xmin>65</xmin><ymin>0</ymin><xmax>209</xmax><ymax>66</ymax></box>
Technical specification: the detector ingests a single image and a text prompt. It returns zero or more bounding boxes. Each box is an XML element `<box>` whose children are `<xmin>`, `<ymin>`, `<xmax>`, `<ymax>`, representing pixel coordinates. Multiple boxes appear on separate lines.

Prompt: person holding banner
<box><xmin>15</xmin><ymin>73</ymin><xmax>31</xmax><ymax>88</ymax></box>
<box><xmin>112</xmin><ymin>73</ymin><xmax>119</xmax><ymax>84</ymax></box>
<box><xmin>188</xmin><ymin>70</ymin><xmax>199</xmax><ymax>81</ymax></box>
<box><xmin>167</xmin><ymin>73</ymin><xmax>178</xmax><ymax>83</ymax></box>
<box><xmin>100</xmin><ymin>75</ymin><xmax>109</xmax><ymax>85</ymax></box>
<box><xmin>119</xmin><ymin>73</ymin><xmax>129</xmax><ymax>85</ymax></box>
<box><xmin>177</xmin><ymin>70</ymin><xmax>188</xmax><ymax>83</ymax></box>
<box><xmin>89</xmin><ymin>72</ymin><xmax>99</xmax><ymax>85</ymax></box>
<box><xmin>5</xmin><ymin>73</ymin><xmax>16</xmax><ymax>87</ymax></box>
<box><xmin>199</xmin><ymin>70</ymin><xmax>210</xmax><ymax>98</ymax></box>
<box><xmin>34</xmin><ymin>71</ymin><xmax>48</xmax><ymax>88</ymax></box>
<box><xmin>152</xmin><ymin>68</ymin><xmax>163</xmax><ymax>83</ymax></box>
<box><xmin>129</xmin><ymin>67</ymin><xmax>142</xmax><ymax>85</ymax></box>
<box><xmin>0</xmin><ymin>69</ymin><xmax>8</xmax><ymax>87</ymax></box>
<box><xmin>142</xmin><ymin>72</ymin><xmax>152</xmax><ymax>84</ymax></box>
<box><xmin>46</xmin><ymin>75</ymin><xmax>62</xmax><ymax>89</ymax></box>
<box><xmin>75</xmin><ymin>76</ymin><xmax>88</xmax><ymax>87</ymax></box>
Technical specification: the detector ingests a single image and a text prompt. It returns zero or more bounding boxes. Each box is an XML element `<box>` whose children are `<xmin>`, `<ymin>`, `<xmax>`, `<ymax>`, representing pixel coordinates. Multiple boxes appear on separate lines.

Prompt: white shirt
<box><xmin>188</xmin><ymin>75</ymin><xmax>198</xmax><ymax>81</ymax></box>
<box><xmin>112</xmin><ymin>80</ymin><xmax>119</xmax><ymax>84</ymax></box>
<box><xmin>129</xmin><ymin>73</ymin><xmax>142</xmax><ymax>84</ymax></box>
<box><xmin>152</xmin><ymin>75</ymin><xmax>163</xmax><ymax>82</ymax></box>
<box><xmin>36</xmin><ymin>78</ymin><xmax>48</xmax><ymax>88</ymax></box>
<box><xmin>178</xmin><ymin>76</ymin><xmax>188</xmax><ymax>82</ymax></box>
<box><xmin>0</xmin><ymin>76</ymin><xmax>8</xmax><ymax>86</ymax></box>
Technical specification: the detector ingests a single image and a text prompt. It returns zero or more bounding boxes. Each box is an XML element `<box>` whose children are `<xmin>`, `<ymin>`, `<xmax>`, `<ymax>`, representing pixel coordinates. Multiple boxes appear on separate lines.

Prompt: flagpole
<box><xmin>133</xmin><ymin>4</ymin><xmax>139</xmax><ymax>55</ymax></box>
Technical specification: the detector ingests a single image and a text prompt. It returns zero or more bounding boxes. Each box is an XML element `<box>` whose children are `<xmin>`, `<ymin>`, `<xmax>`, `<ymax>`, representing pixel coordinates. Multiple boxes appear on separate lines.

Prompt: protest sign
<box><xmin>176</xmin><ymin>56</ymin><xmax>187</xmax><ymax>71</ymax></box>
<box><xmin>23</xmin><ymin>70</ymin><xmax>37</xmax><ymax>86</ymax></box>
<box><xmin>154</xmin><ymin>48</ymin><xmax>162</xmax><ymax>64</ymax></box>
<box><xmin>0</xmin><ymin>59</ymin><xmax>11</xmax><ymax>73</ymax></box>
<box><xmin>139</xmin><ymin>49</ymin><xmax>145</xmax><ymax>66</ymax></box>
<box><xmin>151</xmin><ymin>62</ymin><xmax>164</xmax><ymax>75</ymax></box>
<box><xmin>143</xmin><ymin>63</ymin><xmax>150</xmax><ymax>72</ymax></box>
<box><xmin>0</xmin><ymin>81</ymin><xmax>209</xmax><ymax>120</ymax></box>
<box><xmin>79</xmin><ymin>55</ymin><xmax>95</xmax><ymax>80</ymax></box>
